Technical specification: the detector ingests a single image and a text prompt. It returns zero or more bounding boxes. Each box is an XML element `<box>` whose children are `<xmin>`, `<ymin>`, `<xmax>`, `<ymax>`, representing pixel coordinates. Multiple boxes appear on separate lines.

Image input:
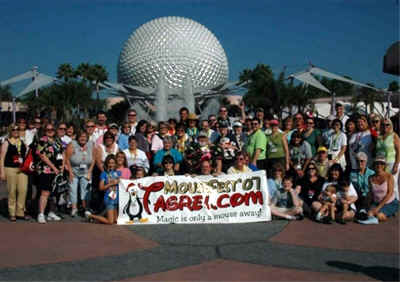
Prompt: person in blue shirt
<box><xmin>153</xmin><ymin>136</ymin><xmax>183</xmax><ymax>175</ymax></box>
<box><xmin>117</xmin><ymin>122</ymin><xmax>131</xmax><ymax>151</ymax></box>
<box><xmin>350</xmin><ymin>152</ymin><xmax>375</xmax><ymax>219</ymax></box>
<box><xmin>85</xmin><ymin>154</ymin><xmax>121</xmax><ymax>224</ymax></box>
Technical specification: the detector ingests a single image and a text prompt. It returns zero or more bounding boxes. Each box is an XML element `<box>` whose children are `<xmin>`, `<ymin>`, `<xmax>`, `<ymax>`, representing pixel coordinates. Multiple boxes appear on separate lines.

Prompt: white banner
<box><xmin>117</xmin><ymin>171</ymin><xmax>271</xmax><ymax>224</ymax></box>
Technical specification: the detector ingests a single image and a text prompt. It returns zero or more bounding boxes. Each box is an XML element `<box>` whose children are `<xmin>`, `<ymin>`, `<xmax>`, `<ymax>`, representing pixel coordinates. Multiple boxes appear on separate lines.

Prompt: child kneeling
<box><xmin>85</xmin><ymin>155</ymin><xmax>121</xmax><ymax>224</ymax></box>
<box><xmin>270</xmin><ymin>176</ymin><xmax>304</xmax><ymax>220</ymax></box>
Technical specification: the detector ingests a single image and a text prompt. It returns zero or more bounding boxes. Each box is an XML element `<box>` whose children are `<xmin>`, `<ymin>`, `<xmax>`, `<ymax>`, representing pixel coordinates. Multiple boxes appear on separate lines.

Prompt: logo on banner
<box><xmin>119</xmin><ymin>171</ymin><xmax>271</xmax><ymax>224</ymax></box>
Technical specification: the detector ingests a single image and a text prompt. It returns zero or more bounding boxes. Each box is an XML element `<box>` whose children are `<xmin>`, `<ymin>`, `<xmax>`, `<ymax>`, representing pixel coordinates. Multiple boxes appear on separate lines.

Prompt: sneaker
<box><xmin>37</xmin><ymin>213</ymin><xmax>46</xmax><ymax>224</ymax></box>
<box><xmin>322</xmin><ymin>217</ymin><xmax>333</xmax><ymax>224</ymax></box>
<box><xmin>47</xmin><ymin>212</ymin><xmax>62</xmax><ymax>221</ymax></box>
<box><xmin>71</xmin><ymin>208</ymin><xmax>78</xmax><ymax>217</ymax></box>
<box><xmin>357</xmin><ymin>210</ymin><xmax>368</xmax><ymax>221</ymax></box>
<box><xmin>84</xmin><ymin>210</ymin><xmax>92</xmax><ymax>219</ymax></box>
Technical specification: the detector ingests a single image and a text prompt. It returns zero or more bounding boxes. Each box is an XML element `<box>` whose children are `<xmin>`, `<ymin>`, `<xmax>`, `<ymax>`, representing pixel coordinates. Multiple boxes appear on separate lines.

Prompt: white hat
<box><xmin>233</xmin><ymin>121</ymin><xmax>242</xmax><ymax>127</ymax></box>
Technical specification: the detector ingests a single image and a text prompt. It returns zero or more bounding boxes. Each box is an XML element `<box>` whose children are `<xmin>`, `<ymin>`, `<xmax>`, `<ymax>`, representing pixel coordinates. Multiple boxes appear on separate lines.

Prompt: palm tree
<box><xmin>90</xmin><ymin>64</ymin><xmax>108</xmax><ymax>102</ymax></box>
<box><xmin>56</xmin><ymin>63</ymin><xmax>75</xmax><ymax>82</ymax></box>
<box><xmin>75</xmin><ymin>63</ymin><xmax>91</xmax><ymax>81</ymax></box>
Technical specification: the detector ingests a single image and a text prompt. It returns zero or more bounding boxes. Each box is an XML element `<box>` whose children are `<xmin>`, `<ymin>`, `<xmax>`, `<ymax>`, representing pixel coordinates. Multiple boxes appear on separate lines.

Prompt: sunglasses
<box><xmin>307</xmin><ymin>122</ymin><xmax>314</xmax><ymax>125</ymax></box>
<box><xmin>357</xmin><ymin>159</ymin><xmax>366</xmax><ymax>162</ymax></box>
<box><xmin>372</xmin><ymin>120</ymin><xmax>380</xmax><ymax>123</ymax></box>
<box><xmin>46</xmin><ymin>128</ymin><xmax>55</xmax><ymax>132</ymax></box>
<box><xmin>11</xmin><ymin>128</ymin><xmax>19</xmax><ymax>131</ymax></box>
<box><xmin>384</xmin><ymin>124</ymin><xmax>391</xmax><ymax>127</ymax></box>
<box><xmin>219</xmin><ymin>110</ymin><xmax>227</xmax><ymax>112</ymax></box>
<box><xmin>58</xmin><ymin>127</ymin><xmax>67</xmax><ymax>130</ymax></box>
<box><xmin>308</xmin><ymin>167</ymin><xmax>316</xmax><ymax>170</ymax></box>
<box><xmin>128</xmin><ymin>114</ymin><xmax>136</xmax><ymax>117</ymax></box>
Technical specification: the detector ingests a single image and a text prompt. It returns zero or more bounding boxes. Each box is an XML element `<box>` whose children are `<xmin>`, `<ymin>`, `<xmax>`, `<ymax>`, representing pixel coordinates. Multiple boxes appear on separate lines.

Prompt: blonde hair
<box><xmin>7</xmin><ymin>123</ymin><xmax>19</xmax><ymax>137</ymax></box>
<box><xmin>383</xmin><ymin>119</ymin><xmax>393</xmax><ymax>133</ymax></box>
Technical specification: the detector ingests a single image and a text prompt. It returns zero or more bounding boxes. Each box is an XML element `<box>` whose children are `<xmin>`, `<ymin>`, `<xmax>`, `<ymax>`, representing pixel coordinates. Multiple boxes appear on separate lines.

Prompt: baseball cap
<box><xmin>317</xmin><ymin>146</ymin><xmax>328</xmax><ymax>153</ymax></box>
<box><xmin>109</xmin><ymin>123</ymin><xmax>119</xmax><ymax>129</ymax></box>
<box><xmin>374</xmin><ymin>156</ymin><xmax>386</xmax><ymax>164</ymax></box>
<box><xmin>233</xmin><ymin>121</ymin><xmax>242</xmax><ymax>127</ymax></box>
<box><xmin>270</xmin><ymin>119</ymin><xmax>279</xmax><ymax>126</ymax></box>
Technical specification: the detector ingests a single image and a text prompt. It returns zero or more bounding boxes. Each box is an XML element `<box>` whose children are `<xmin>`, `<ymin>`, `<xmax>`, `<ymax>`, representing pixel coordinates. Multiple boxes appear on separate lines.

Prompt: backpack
<box><xmin>51</xmin><ymin>174</ymin><xmax>69</xmax><ymax>195</ymax></box>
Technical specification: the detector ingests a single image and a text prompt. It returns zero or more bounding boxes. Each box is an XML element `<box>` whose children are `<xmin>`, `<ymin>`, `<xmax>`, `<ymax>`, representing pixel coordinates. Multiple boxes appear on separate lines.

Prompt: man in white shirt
<box><xmin>335</xmin><ymin>101</ymin><xmax>349</xmax><ymax>127</ymax></box>
<box><xmin>92</xmin><ymin>111</ymin><xmax>108</xmax><ymax>142</ymax></box>
<box><xmin>127</xmin><ymin>109</ymin><xmax>138</xmax><ymax>135</ymax></box>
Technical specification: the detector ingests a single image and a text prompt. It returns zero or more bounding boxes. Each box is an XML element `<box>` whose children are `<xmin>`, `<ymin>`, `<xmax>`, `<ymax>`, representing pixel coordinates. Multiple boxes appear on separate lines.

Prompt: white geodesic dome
<box><xmin>117</xmin><ymin>16</ymin><xmax>229</xmax><ymax>90</ymax></box>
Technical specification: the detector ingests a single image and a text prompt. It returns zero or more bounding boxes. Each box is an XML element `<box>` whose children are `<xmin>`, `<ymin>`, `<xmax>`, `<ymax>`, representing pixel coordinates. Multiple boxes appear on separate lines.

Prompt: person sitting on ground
<box><xmin>367</xmin><ymin>156</ymin><xmax>398</xmax><ymax>222</ymax></box>
<box><xmin>85</xmin><ymin>155</ymin><xmax>121</xmax><ymax>225</ymax></box>
<box><xmin>376</xmin><ymin>118</ymin><xmax>400</xmax><ymax>200</ymax></box>
<box><xmin>335</xmin><ymin>180</ymin><xmax>357</xmax><ymax>224</ymax></box>
<box><xmin>297</xmin><ymin>161</ymin><xmax>325</xmax><ymax>218</ymax></box>
<box><xmin>315</xmin><ymin>184</ymin><xmax>337</xmax><ymax>224</ymax></box>
<box><xmin>269</xmin><ymin>175</ymin><xmax>304</xmax><ymax>221</ymax></box>
<box><xmin>350</xmin><ymin>152</ymin><xmax>375</xmax><ymax>219</ymax></box>
<box><xmin>312</xmin><ymin>164</ymin><xmax>358</xmax><ymax>223</ymax></box>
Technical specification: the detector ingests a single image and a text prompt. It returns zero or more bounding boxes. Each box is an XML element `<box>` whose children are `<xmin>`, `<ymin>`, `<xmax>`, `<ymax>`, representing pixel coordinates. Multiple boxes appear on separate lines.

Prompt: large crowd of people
<box><xmin>0</xmin><ymin>101</ymin><xmax>399</xmax><ymax>225</ymax></box>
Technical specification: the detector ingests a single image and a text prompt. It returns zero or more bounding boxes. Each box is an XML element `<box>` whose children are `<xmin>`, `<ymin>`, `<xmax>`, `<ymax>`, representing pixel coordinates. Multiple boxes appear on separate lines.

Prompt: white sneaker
<box><xmin>84</xmin><ymin>210</ymin><xmax>92</xmax><ymax>219</ymax></box>
<box><xmin>37</xmin><ymin>213</ymin><xmax>46</xmax><ymax>224</ymax></box>
<box><xmin>47</xmin><ymin>212</ymin><xmax>62</xmax><ymax>221</ymax></box>
<box><xmin>71</xmin><ymin>208</ymin><xmax>78</xmax><ymax>217</ymax></box>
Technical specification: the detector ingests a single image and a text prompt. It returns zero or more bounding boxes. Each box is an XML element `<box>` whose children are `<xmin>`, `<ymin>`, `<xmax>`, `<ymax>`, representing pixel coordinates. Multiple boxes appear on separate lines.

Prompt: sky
<box><xmin>0</xmin><ymin>0</ymin><xmax>398</xmax><ymax>96</ymax></box>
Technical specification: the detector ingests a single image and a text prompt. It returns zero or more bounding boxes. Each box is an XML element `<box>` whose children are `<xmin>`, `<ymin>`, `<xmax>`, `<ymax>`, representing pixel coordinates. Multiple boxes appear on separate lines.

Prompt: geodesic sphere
<box><xmin>117</xmin><ymin>16</ymin><xmax>229</xmax><ymax>90</ymax></box>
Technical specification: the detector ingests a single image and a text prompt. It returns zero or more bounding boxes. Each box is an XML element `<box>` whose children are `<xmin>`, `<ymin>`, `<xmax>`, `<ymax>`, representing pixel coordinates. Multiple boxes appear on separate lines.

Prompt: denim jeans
<box><xmin>69</xmin><ymin>175</ymin><xmax>90</xmax><ymax>205</ymax></box>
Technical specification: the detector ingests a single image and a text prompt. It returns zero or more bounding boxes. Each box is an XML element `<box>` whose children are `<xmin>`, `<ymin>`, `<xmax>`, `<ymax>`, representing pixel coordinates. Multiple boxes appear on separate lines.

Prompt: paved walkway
<box><xmin>0</xmin><ymin>182</ymin><xmax>398</xmax><ymax>281</ymax></box>
<box><xmin>0</xmin><ymin>208</ymin><xmax>398</xmax><ymax>281</ymax></box>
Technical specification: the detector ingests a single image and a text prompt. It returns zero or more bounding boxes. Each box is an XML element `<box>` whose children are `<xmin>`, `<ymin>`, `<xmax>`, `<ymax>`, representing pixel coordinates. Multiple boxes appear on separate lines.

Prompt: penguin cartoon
<box><xmin>123</xmin><ymin>185</ymin><xmax>149</xmax><ymax>224</ymax></box>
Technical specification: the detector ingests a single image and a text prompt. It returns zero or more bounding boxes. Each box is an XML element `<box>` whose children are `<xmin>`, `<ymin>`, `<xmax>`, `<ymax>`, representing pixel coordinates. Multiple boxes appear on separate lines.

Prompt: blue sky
<box><xmin>0</xmin><ymin>0</ymin><xmax>398</xmax><ymax>96</ymax></box>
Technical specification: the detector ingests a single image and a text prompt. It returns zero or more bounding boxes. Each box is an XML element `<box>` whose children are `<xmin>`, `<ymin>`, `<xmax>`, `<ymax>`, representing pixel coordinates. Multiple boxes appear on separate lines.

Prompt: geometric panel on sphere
<box><xmin>118</xmin><ymin>16</ymin><xmax>229</xmax><ymax>90</ymax></box>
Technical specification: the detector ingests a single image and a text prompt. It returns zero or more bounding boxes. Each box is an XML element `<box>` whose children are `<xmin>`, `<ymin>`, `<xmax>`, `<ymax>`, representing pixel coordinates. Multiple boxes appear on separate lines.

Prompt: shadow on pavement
<box><xmin>326</xmin><ymin>260</ymin><xmax>399</xmax><ymax>281</ymax></box>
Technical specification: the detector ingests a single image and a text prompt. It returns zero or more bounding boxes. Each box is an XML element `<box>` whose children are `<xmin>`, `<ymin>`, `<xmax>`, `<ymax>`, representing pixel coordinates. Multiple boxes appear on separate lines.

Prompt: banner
<box><xmin>117</xmin><ymin>170</ymin><xmax>271</xmax><ymax>225</ymax></box>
